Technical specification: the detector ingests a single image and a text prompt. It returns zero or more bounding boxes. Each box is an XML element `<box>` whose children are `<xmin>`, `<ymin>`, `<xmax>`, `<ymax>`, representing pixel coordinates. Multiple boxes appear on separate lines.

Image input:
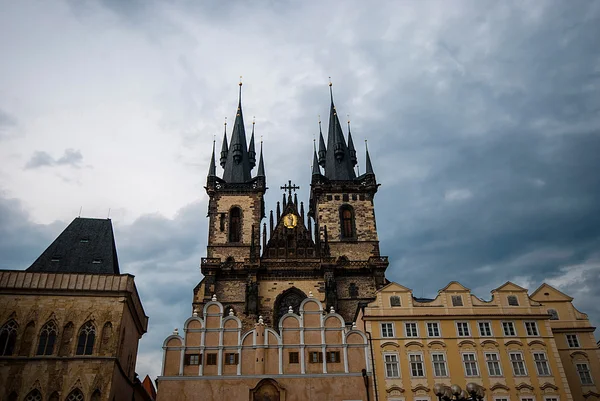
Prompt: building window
<box><xmin>185</xmin><ymin>354</ymin><xmax>201</xmax><ymax>365</ymax></box>
<box><xmin>451</xmin><ymin>295</ymin><xmax>463</xmax><ymax>306</ymax></box>
<box><xmin>509</xmin><ymin>352</ymin><xmax>527</xmax><ymax>376</ymax></box>
<box><xmin>229</xmin><ymin>207</ymin><xmax>241</xmax><ymax>242</ymax></box>
<box><xmin>384</xmin><ymin>353</ymin><xmax>400</xmax><ymax>378</ymax></box>
<box><xmin>381</xmin><ymin>323</ymin><xmax>395</xmax><ymax>338</ymax></box>
<box><xmin>0</xmin><ymin>319</ymin><xmax>18</xmax><ymax>356</ymax></box>
<box><xmin>404</xmin><ymin>322</ymin><xmax>418</xmax><ymax>337</ymax></box>
<box><xmin>566</xmin><ymin>334</ymin><xmax>580</xmax><ymax>348</ymax></box>
<box><xmin>66</xmin><ymin>389</ymin><xmax>84</xmax><ymax>401</ymax></box>
<box><xmin>507</xmin><ymin>295</ymin><xmax>519</xmax><ymax>306</ymax></box>
<box><xmin>525</xmin><ymin>321</ymin><xmax>539</xmax><ymax>336</ymax></box>
<box><xmin>75</xmin><ymin>321</ymin><xmax>95</xmax><ymax>355</ymax></box>
<box><xmin>289</xmin><ymin>351</ymin><xmax>299</xmax><ymax>364</ymax></box>
<box><xmin>309</xmin><ymin>351</ymin><xmax>323</xmax><ymax>363</ymax></box>
<box><xmin>349</xmin><ymin>283</ymin><xmax>359</xmax><ymax>298</ymax></box>
<box><xmin>340</xmin><ymin>205</ymin><xmax>355</xmax><ymax>239</ymax></box>
<box><xmin>533</xmin><ymin>352</ymin><xmax>551</xmax><ymax>376</ymax></box>
<box><xmin>36</xmin><ymin>321</ymin><xmax>58</xmax><ymax>355</ymax></box>
<box><xmin>432</xmin><ymin>353</ymin><xmax>448</xmax><ymax>377</ymax></box>
<box><xmin>327</xmin><ymin>351</ymin><xmax>341</xmax><ymax>363</ymax></box>
<box><xmin>544</xmin><ymin>398</ymin><xmax>559</xmax><ymax>401</ymax></box>
<box><xmin>462</xmin><ymin>353</ymin><xmax>479</xmax><ymax>377</ymax></box>
<box><xmin>493</xmin><ymin>399</ymin><xmax>509</xmax><ymax>401</ymax></box>
<box><xmin>225</xmin><ymin>352</ymin><xmax>239</xmax><ymax>365</ymax></box>
<box><xmin>547</xmin><ymin>309</ymin><xmax>559</xmax><ymax>320</ymax></box>
<box><xmin>24</xmin><ymin>390</ymin><xmax>42</xmax><ymax>401</ymax></box>
<box><xmin>576</xmin><ymin>362</ymin><xmax>593</xmax><ymax>384</ymax></box>
<box><xmin>478</xmin><ymin>321</ymin><xmax>493</xmax><ymax>337</ymax></box>
<box><xmin>485</xmin><ymin>352</ymin><xmax>503</xmax><ymax>376</ymax></box>
<box><xmin>409</xmin><ymin>353</ymin><xmax>425</xmax><ymax>377</ymax></box>
<box><xmin>521</xmin><ymin>398</ymin><xmax>534</xmax><ymax>401</ymax></box>
<box><xmin>206</xmin><ymin>353</ymin><xmax>217</xmax><ymax>365</ymax></box>
<box><xmin>502</xmin><ymin>321</ymin><xmax>516</xmax><ymax>336</ymax></box>
<box><xmin>390</xmin><ymin>296</ymin><xmax>401</xmax><ymax>307</ymax></box>
<box><xmin>427</xmin><ymin>322</ymin><xmax>440</xmax><ymax>337</ymax></box>
<box><xmin>456</xmin><ymin>322</ymin><xmax>470</xmax><ymax>337</ymax></box>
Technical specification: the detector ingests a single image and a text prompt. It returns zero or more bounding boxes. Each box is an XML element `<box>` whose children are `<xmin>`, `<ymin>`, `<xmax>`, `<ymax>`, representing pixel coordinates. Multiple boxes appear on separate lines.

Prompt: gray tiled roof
<box><xmin>27</xmin><ymin>217</ymin><xmax>120</xmax><ymax>274</ymax></box>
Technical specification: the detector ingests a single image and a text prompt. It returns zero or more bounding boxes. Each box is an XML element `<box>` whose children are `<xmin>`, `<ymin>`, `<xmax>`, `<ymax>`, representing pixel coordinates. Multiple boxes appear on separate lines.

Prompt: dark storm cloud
<box><xmin>24</xmin><ymin>149</ymin><xmax>83</xmax><ymax>169</ymax></box>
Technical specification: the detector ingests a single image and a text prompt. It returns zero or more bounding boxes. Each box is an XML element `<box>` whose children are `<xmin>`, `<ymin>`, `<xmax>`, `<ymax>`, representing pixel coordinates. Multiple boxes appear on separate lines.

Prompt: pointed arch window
<box><xmin>0</xmin><ymin>319</ymin><xmax>18</xmax><ymax>356</ymax></box>
<box><xmin>340</xmin><ymin>205</ymin><xmax>355</xmax><ymax>239</ymax></box>
<box><xmin>66</xmin><ymin>389</ymin><xmax>84</xmax><ymax>401</ymax></box>
<box><xmin>24</xmin><ymin>390</ymin><xmax>42</xmax><ymax>401</ymax></box>
<box><xmin>37</xmin><ymin>321</ymin><xmax>58</xmax><ymax>355</ymax></box>
<box><xmin>76</xmin><ymin>321</ymin><xmax>96</xmax><ymax>355</ymax></box>
<box><xmin>229</xmin><ymin>207</ymin><xmax>242</xmax><ymax>243</ymax></box>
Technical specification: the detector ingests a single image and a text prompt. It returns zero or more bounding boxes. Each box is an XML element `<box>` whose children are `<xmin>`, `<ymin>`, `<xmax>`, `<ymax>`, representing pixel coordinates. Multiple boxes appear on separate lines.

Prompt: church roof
<box><xmin>323</xmin><ymin>84</ymin><xmax>357</xmax><ymax>181</ymax></box>
<box><xmin>221</xmin><ymin>83</ymin><xmax>253</xmax><ymax>183</ymax></box>
<box><xmin>27</xmin><ymin>217</ymin><xmax>120</xmax><ymax>274</ymax></box>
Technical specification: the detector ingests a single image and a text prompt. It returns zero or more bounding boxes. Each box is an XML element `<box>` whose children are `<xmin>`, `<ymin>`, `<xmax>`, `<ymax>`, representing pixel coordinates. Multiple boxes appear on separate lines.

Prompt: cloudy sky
<box><xmin>1</xmin><ymin>0</ymin><xmax>600</xmax><ymax>380</ymax></box>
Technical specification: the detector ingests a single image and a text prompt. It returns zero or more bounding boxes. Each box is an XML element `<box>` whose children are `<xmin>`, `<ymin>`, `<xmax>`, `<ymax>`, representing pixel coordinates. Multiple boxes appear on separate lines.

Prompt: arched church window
<box><xmin>340</xmin><ymin>205</ymin><xmax>354</xmax><ymax>239</ymax></box>
<box><xmin>274</xmin><ymin>288</ymin><xmax>307</xmax><ymax>329</ymax></box>
<box><xmin>76</xmin><ymin>321</ymin><xmax>96</xmax><ymax>355</ymax></box>
<box><xmin>24</xmin><ymin>389</ymin><xmax>42</xmax><ymax>401</ymax></box>
<box><xmin>36</xmin><ymin>321</ymin><xmax>58</xmax><ymax>355</ymax></box>
<box><xmin>66</xmin><ymin>389</ymin><xmax>84</xmax><ymax>401</ymax></box>
<box><xmin>229</xmin><ymin>207</ymin><xmax>242</xmax><ymax>243</ymax></box>
<box><xmin>548</xmin><ymin>309</ymin><xmax>559</xmax><ymax>320</ymax></box>
<box><xmin>0</xmin><ymin>319</ymin><xmax>18</xmax><ymax>356</ymax></box>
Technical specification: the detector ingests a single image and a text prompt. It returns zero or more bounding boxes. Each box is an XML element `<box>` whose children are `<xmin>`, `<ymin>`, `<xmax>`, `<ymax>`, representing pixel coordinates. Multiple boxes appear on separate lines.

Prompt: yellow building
<box><xmin>357</xmin><ymin>281</ymin><xmax>600</xmax><ymax>401</ymax></box>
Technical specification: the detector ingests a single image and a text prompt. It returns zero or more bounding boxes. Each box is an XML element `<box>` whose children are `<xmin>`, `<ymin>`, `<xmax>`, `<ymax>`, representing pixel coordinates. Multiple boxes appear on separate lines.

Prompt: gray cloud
<box><xmin>0</xmin><ymin>108</ymin><xmax>17</xmax><ymax>139</ymax></box>
<box><xmin>25</xmin><ymin>149</ymin><xmax>83</xmax><ymax>169</ymax></box>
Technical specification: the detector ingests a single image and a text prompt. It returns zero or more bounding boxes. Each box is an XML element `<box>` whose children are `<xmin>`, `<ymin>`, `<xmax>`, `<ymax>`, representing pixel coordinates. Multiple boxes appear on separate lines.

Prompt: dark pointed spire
<box><xmin>222</xmin><ymin>80</ymin><xmax>252</xmax><ymax>183</ymax></box>
<box><xmin>318</xmin><ymin>116</ymin><xmax>326</xmax><ymax>167</ymax></box>
<box><xmin>257</xmin><ymin>139</ymin><xmax>265</xmax><ymax>177</ymax></box>
<box><xmin>276</xmin><ymin>201</ymin><xmax>281</xmax><ymax>221</ymax></box>
<box><xmin>248</xmin><ymin>117</ymin><xmax>256</xmax><ymax>169</ymax></box>
<box><xmin>324</xmin><ymin>80</ymin><xmax>356</xmax><ymax>181</ymax></box>
<box><xmin>220</xmin><ymin>118</ymin><xmax>228</xmax><ymax>168</ymax></box>
<box><xmin>365</xmin><ymin>139</ymin><xmax>374</xmax><ymax>175</ymax></box>
<box><xmin>208</xmin><ymin>139</ymin><xmax>216</xmax><ymax>177</ymax></box>
<box><xmin>347</xmin><ymin>116</ymin><xmax>357</xmax><ymax>167</ymax></box>
<box><xmin>312</xmin><ymin>140</ymin><xmax>321</xmax><ymax>176</ymax></box>
<box><xmin>269</xmin><ymin>210</ymin><xmax>274</xmax><ymax>236</ymax></box>
<box><xmin>282</xmin><ymin>193</ymin><xmax>287</xmax><ymax>210</ymax></box>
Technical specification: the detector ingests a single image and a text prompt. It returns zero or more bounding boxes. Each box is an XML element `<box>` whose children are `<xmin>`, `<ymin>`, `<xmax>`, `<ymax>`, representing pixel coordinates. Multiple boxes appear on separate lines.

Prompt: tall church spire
<box><xmin>365</xmin><ymin>140</ymin><xmax>374</xmax><ymax>175</ymax></box>
<box><xmin>222</xmin><ymin>80</ymin><xmax>253</xmax><ymax>183</ymax></box>
<box><xmin>257</xmin><ymin>139</ymin><xmax>265</xmax><ymax>177</ymax></box>
<box><xmin>248</xmin><ymin>118</ymin><xmax>256</xmax><ymax>169</ymax></box>
<box><xmin>324</xmin><ymin>81</ymin><xmax>356</xmax><ymax>181</ymax></box>
<box><xmin>347</xmin><ymin>117</ymin><xmax>357</xmax><ymax>167</ymax></box>
<box><xmin>318</xmin><ymin>116</ymin><xmax>326</xmax><ymax>168</ymax></box>
<box><xmin>208</xmin><ymin>138</ymin><xmax>216</xmax><ymax>177</ymax></box>
<box><xmin>220</xmin><ymin>119</ymin><xmax>228</xmax><ymax>168</ymax></box>
<box><xmin>312</xmin><ymin>139</ymin><xmax>321</xmax><ymax>176</ymax></box>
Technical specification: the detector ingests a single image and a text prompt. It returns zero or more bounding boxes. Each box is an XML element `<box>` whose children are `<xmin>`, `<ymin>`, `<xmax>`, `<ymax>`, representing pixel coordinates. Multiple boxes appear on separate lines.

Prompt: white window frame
<box><xmin>426</xmin><ymin>321</ymin><xmax>441</xmax><ymax>337</ymax></box>
<box><xmin>485</xmin><ymin>352</ymin><xmax>503</xmax><ymax>376</ymax></box>
<box><xmin>381</xmin><ymin>322</ymin><xmax>395</xmax><ymax>338</ymax></box>
<box><xmin>431</xmin><ymin>352</ymin><xmax>448</xmax><ymax>377</ymax></box>
<box><xmin>509</xmin><ymin>351</ymin><xmax>528</xmax><ymax>376</ymax></box>
<box><xmin>408</xmin><ymin>352</ymin><xmax>426</xmax><ymax>377</ymax></box>
<box><xmin>478</xmin><ymin>321</ymin><xmax>493</xmax><ymax>337</ymax></box>
<box><xmin>493</xmin><ymin>398</ymin><xmax>510</xmax><ymax>401</ymax></box>
<box><xmin>456</xmin><ymin>321</ymin><xmax>471</xmax><ymax>337</ymax></box>
<box><xmin>543</xmin><ymin>397</ymin><xmax>559</xmax><ymax>401</ymax></box>
<box><xmin>566</xmin><ymin>334</ymin><xmax>580</xmax><ymax>348</ymax></box>
<box><xmin>462</xmin><ymin>352</ymin><xmax>479</xmax><ymax>377</ymax></box>
<box><xmin>502</xmin><ymin>321</ymin><xmax>517</xmax><ymax>337</ymax></box>
<box><xmin>404</xmin><ymin>322</ymin><xmax>419</xmax><ymax>338</ymax></box>
<box><xmin>524</xmin><ymin>321</ymin><xmax>539</xmax><ymax>336</ymax></box>
<box><xmin>520</xmin><ymin>397</ymin><xmax>535</xmax><ymax>401</ymax></box>
<box><xmin>575</xmin><ymin>362</ymin><xmax>593</xmax><ymax>385</ymax></box>
<box><xmin>383</xmin><ymin>352</ymin><xmax>400</xmax><ymax>378</ymax></box>
<box><xmin>533</xmin><ymin>351</ymin><xmax>551</xmax><ymax>376</ymax></box>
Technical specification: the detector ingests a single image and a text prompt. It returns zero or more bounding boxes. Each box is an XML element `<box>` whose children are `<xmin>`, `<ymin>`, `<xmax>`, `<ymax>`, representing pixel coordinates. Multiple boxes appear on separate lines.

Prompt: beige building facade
<box><xmin>359</xmin><ymin>281</ymin><xmax>599</xmax><ymax>401</ymax></box>
<box><xmin>0</xmin><ymin>218</ymin><xmax>152</xmax><ymax>401</ymax></box>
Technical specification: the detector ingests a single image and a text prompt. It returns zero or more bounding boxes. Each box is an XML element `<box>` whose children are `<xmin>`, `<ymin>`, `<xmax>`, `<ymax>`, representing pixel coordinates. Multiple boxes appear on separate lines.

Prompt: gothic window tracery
<box><xmin>0</xmin><ymin>319</ymin><xmax>18</xmax><ymax>356</ymax></box>
<box><xmin>229</xmin><ymin>207</ymin><xmax>242</xmax><ymax>242</ymax></box>
<box><xmin>76</xmin><ymin>321</ymin><xmax>96</xmax><ymax>355</ymax></box>
<box><xmin>24</xmin><ymin>390</ymin><xmax>42</xmax><ymax>401</ymax></box>
<box><xmin>36</xmin><ymin>321</ymin><xmax>58</xmax><ymax>355</ymax></box>
<box><xmin>274</xmin><ymin>288</ymin><xmax>307</xmax><ymax>328</ymax></box>
<box><xmin>66</xmin><ymin>389</ymin><xmax>84</xmax><ymax>401</ymax></box>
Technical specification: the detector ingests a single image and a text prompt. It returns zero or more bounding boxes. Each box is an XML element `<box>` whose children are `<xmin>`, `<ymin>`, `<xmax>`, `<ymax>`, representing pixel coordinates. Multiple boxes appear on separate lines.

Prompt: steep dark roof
<box><xmin>27</xmin><ymin>217</ymin><xmax>120</xmax><ymax>274</ymax></box>
<box><xmin>323</xmin><ymin>87</ymin><xmax>357</xmax><ymax>181</ymax></box>
<box><xmin>221</xmin><ymin>83</ymin><xmax>253</xmax><ymax>183</ymax></box>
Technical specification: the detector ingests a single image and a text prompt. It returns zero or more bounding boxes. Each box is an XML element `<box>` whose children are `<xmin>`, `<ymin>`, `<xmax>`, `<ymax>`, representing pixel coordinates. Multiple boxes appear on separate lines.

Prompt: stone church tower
<box><xmin>193</xmin><ymin>82</ymin><xmax>388</xmax><ymax>329</ymax></box>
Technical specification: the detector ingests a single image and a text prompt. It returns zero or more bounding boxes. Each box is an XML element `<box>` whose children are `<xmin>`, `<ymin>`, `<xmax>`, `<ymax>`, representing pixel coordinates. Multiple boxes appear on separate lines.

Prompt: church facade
<box><xmin>157</xmin><ymin>83</ymin><xmax>384</xmax><ymax>400</ymax></box>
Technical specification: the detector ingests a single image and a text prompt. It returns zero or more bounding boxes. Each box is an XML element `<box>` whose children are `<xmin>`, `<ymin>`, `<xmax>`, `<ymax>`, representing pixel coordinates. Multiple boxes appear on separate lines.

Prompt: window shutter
<box><xmin>235</xmin><ymin>353</ymin><xmax>239</xmax><ymax>364</ymax></box>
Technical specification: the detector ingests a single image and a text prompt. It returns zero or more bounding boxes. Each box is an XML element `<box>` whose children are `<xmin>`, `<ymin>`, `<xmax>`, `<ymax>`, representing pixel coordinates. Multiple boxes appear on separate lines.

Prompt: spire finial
<box><xmin>328</xmin><ymin>77</ymin><xmax>333</xmax><ymax>103</ymax></box>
